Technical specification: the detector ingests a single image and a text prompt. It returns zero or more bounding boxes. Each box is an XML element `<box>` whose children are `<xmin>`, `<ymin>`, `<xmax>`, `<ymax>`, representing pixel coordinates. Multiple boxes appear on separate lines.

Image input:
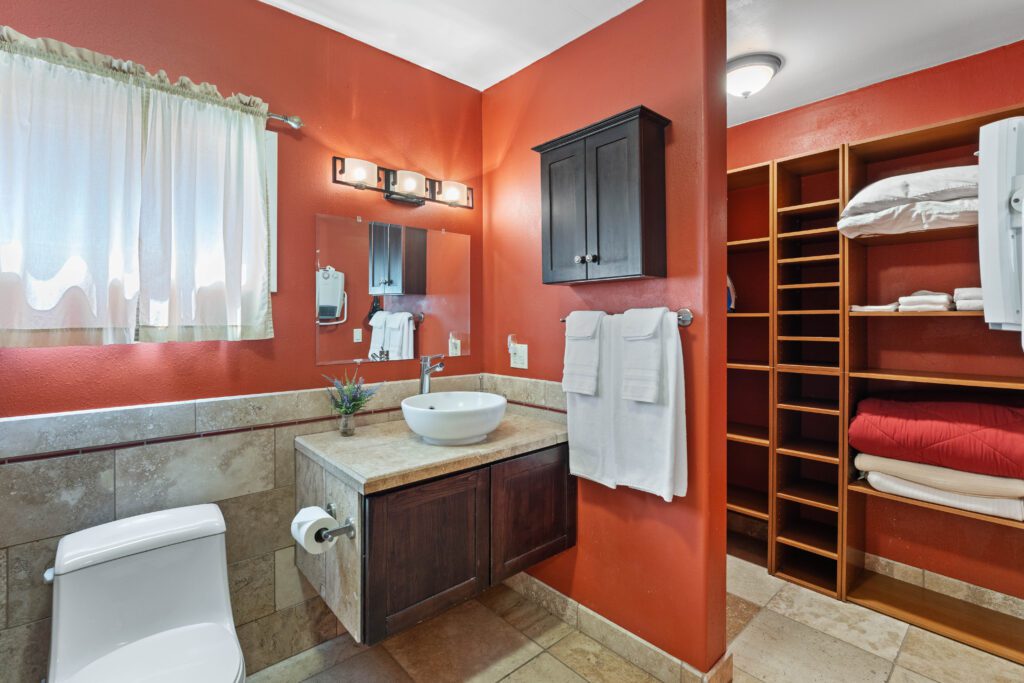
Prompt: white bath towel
<box><xmin>956</xmin><ymin>300</ymin><xmax>984</xmax><ymax>311</ymax></box>
<box><xmin>385</xmin><ymin>312</ymin><xmax>414</xmax><ymax>360</ymax></box>
<box><xmin>953</xmin><ymin>287</ymin><xmax>983</xmax><ymax>302</ymax></box>
<box><xmin>898</xmin><ymin>304</ymin><xmax>954</xmax><ymax>312</ymax></box>
<box><xmin>865</xmin><ymin>471</ymin><xmax>1024</xmax><ymax>522</ymax></box>
<box><xmin>567</xmin><ymin>315</ymin><xmax>616</xmax><ymax>488</ymax></box>
<box><xmin>898</xmin><ymin>290</ymin><xmax>952</xmax><ymax>307</ymax></box>
<box><xmin>850</xmin><ymin>303</ymin><xmax>899</xmax><ymax>312</ymax></box>
<box><xmin>621</xmin><ymin>307</ymin><xmax>668</xmax><ymax>403</ymax></box>
<box><xmin>368</xmin><ymin>311</ymin><xmax>390</xmax><ymax>360</ymax></box>
<box><xmin>562</xmin><ymin>311</ymin><xmax>606</xmax><ymax>395</ymax></box>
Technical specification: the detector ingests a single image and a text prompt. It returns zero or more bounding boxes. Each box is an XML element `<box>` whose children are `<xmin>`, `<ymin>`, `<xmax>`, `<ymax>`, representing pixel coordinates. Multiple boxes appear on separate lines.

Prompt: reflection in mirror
<box><xmin>315</xmin><ymin>215</ymin><xmax>471</xmax><ymax>365</ymax></box>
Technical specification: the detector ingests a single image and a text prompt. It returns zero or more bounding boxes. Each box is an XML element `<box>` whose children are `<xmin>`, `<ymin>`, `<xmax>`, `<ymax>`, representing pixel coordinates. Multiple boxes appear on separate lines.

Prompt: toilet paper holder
<box><xmin>317</xmin><ymin>503</ymin><xmax>357</xmax><ymax>542</ymax></box>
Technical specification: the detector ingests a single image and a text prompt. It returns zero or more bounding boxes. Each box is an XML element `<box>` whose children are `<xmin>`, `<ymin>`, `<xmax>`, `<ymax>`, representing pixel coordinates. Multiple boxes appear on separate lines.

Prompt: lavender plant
<box><xmin>324</xmin><ymin>373</ymin><xmax>377</xmax><ymax>415</ymax></box>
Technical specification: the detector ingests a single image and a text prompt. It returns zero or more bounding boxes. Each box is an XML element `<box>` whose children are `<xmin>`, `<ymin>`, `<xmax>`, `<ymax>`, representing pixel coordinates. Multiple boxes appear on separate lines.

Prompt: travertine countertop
<box><xmin>295</xmin><ymin>413</ymin><xmax>568</xmax><ymax>494</ymax></box>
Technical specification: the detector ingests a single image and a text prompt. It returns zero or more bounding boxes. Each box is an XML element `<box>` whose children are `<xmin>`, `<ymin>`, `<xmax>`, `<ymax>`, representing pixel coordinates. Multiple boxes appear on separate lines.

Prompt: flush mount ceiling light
<box><xmin>726</xmin><ymin>53</ymin><xmax>783</xmax><ymax>99</ymax></box>
<box><xmin>332</xmin><ymin>157</ymin><xmax>474</xmax><ymax>209</ymax></box>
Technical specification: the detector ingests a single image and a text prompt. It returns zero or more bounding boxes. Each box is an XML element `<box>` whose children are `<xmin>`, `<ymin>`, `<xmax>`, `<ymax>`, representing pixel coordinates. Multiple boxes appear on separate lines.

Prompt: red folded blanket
<box><xmin>848</xmin><ymin>396</ymin><xmax>1024</xmax><ymax>479</ymax></box>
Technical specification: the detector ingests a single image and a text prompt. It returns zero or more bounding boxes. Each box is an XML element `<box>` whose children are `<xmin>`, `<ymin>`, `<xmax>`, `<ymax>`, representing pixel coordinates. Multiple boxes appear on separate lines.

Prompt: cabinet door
<box><xmin>540</xmin><ymin>140</ymin><xmax>588</xmax><ymax>284</ymax></box>
<box><xmin>364</xmin><ymin>469</ymin><xmax>490</xmax><ymax>643</ymax></box>
<box><xmin>401</xmin><ymin>226</ymin><xmax>428</xmax><ymax>295</ymax></box>
<box><xmin>585</xmin><ymin>120</ymin><xmax>643</xmax><ymax>280</ymax></box>
<box><xmin>490</xmin><ymin>444</ymin><xmax>577</xmax><ymax>583</ymax></box>
<box><xmin>384</xmin><ymin>224</ymin><xmax>404</xmax><ymax>294</ymax></box>
<box><xmin>368</xmin><ymin>222</ymin><xmax>391</xmax><ymax>295</ymax></box>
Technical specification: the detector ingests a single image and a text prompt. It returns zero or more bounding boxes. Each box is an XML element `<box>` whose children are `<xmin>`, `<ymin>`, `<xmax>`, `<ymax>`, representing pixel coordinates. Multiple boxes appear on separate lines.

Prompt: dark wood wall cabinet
<box><xmin>533</xmin><ymin>106</ymin><xmax>670</xmax><ymax>284</ymax></box>
<box><xmin>362</xmin><ymin>443</ymin><xmax>575</xmax><ymax>644</ymax></box>
<box><xmin>368</xmin><ymin>222</ymin><xmax>427</xmax><ymax>295</ymax></box>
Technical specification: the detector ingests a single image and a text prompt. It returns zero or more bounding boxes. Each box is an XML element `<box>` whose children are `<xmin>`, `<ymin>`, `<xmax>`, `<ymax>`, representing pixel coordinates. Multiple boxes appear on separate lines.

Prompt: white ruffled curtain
<box><xmin>0</xmin><ymin>26</ymin><xmax>273</xmax><ymax>347</ymax></box>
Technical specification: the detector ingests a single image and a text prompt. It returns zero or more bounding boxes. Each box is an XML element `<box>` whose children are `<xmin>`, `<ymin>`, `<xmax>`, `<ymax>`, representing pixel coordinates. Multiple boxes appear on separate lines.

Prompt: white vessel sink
<box><xmin>401</xmin><ymin>391</ymin><xmax>507</xmax><ymax>446</ymax></box>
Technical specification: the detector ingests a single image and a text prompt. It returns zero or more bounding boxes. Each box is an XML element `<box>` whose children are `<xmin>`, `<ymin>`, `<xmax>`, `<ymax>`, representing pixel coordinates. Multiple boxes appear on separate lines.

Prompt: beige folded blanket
<box><xmin>855</xmin><ymin>453</ymin><xmax>1024</xmax><ymax>498</ymax></box>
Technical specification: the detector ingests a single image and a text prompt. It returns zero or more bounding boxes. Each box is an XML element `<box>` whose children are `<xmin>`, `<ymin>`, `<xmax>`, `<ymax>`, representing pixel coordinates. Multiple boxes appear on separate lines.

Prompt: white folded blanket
<box><xmin>956</xmin><ymin>300</ymin><xmax>984</xmax><ymax>311</ymax></box>
<box><xmin>899</xmin><ymin>304</ymin><xmax>953</xmax><ymax>312</ymax></box>
<box><xmin>562</xmin><ymin>311</ymin><xmax>605</xmax><ymax>396</ymax></box>
<box><xmin>851</xmin><ymin>303</ymin><xmax>898</xmax><ymax>312</ymax></box>
<box><xmin>620</xmin><ymin>307</ymin><xmax>668</xmax><ymax>403</ymax></box>
<box><xmin>898</xmin><ymin>290</ymin><xmax>952</xmax><ymax>307</ymax></box>
<box><xmin>865</xmin><ymin>472</ymin><xmax>1024</xmax><ymax>522</ymax></box>
<box><xmin>954</xmin><ymin>287</ymin><xmax>983</xmax><ymax>302</ymax></box>
<box><xmin>855</xmin><ymin>453</ymin><xmax>1024</xmax><ymax>499</ymax></box>
<box><xmin>838</xmin><ymin>198</ymin><xmax>978</xmax><ymax>239</ymax></box>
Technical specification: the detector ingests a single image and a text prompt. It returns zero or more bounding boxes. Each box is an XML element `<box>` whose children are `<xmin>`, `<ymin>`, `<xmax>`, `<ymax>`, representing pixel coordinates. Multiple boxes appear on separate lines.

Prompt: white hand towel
<box><xmin>956</xmin><ymin>299</ymin><xmax>984</xmax><ymax>311</ymax></box>
<box><xmin>897</xmin><ymin>290</ymin><xmax>952</xmax><ymax>307</ymax></box>
<box><xmin>568</xmin><ymin>315</ymin><xmax>616</xmax><ymax>487</ymax></box>
<box><xmin>954</xmin><ymin>287</ymin><xmax>983</xmax><ymax>302</ymax></box>
<box><xmin>562</xmin><ymin>311</ymin><xmax>606</xmax><ymax>395</ymax></box>
<box><xmin>385</xmin><ymin>312</ymin><xmax>413</xmax><ymax>360</ymax></box>
<box><xmin>850</xmin><ymin>303</ymin><xmax>899</xmax><ymax>312</ymax></box>
<box><xmin>621</xmin><ymin>307</ymin><xmax>669</xmax><ymax>403</ymax></box>
<box><xmin>898</xmin><ymin>303</ymin><xmax>954</xmax><ymax>312</ymax></box>
<box><xmin>613</xmin><ymin>310</ymin><xmax>687</xmax><ymax>501</ymax></box>
<box><xmin>368</xmin><ymin>311</ymin><xmax>390</xmax><ymax>360</ymax></box>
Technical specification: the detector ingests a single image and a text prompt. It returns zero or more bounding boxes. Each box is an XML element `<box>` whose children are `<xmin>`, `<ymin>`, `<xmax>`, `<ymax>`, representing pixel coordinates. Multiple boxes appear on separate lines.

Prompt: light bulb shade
<box><xmin>340</xmin><ymin>158</ymin><xmax>378</xmax><ymax>186</ymax></box>
<box><xmin>394</xmin><ymin>170</ymin><xmax>427</xmax><ymax>198</ymax></box>
<box><xmin>726</xmin><ymin>53</ymin><xmax>782</xmax><ymax>98</ymax></box>
<box><xmin>441</xmin><ymin>180</ymin><xmax>469</xmax><ymax>207</ymax></box>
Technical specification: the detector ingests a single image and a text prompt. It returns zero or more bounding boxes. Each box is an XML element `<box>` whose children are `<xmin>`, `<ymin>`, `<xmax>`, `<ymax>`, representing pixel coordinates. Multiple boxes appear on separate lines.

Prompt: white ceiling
<box><xmin>727</xmin><ymin>0</ymin><xmax>1024</xmax><ymax>126</ymax></box>
<box><xmin>257</xmin><ymin>0</ymin><xmax>642</xmax><ymax>91</ymax></box>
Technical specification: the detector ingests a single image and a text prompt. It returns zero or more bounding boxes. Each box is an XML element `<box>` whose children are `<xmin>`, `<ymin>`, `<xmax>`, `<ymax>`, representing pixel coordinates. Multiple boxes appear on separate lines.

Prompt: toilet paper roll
<box><xmin>290</xmin><ymin>506</ymin><xmax>337</xmax><ymax>555</ymax></box>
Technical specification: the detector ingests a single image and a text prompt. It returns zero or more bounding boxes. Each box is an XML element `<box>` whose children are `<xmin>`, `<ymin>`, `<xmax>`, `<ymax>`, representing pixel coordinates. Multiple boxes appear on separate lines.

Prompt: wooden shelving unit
<box><xmin>726</xmin><ymin>162</ymin><xmax>775</xmax><ymax>569</ymax></box>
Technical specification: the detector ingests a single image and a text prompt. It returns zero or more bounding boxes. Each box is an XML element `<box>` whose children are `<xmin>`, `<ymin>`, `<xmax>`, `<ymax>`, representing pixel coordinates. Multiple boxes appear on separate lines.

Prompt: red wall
<box><xmin>481</xmin><ymin>0</ymin><xmax>728</xmax><ymax>670</ymax></box>
<box><xmin>728</xmin><ymin>41</ymin><xmax>1024</xmax><ymax>599</ymax></box>
<box><xmin>0</xmin><ymin>0</ymin><xmax>484</xmax><ymax>417</ymax></box>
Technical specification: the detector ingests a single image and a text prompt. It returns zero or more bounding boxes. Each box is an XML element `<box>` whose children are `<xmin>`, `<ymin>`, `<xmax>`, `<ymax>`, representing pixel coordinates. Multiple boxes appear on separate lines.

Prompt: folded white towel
<box><xmin>866</xmin><ymin>472</ymin><xmax>1024</xmax><ymax>522</ymax></box>
<box><xmin>956</xmin><ymin>299</ymin><xmax>984</xmax><ymax>311</ymax></box>
<box><xmin>898</xmin><ymin>304</ymin><xmax>954</xmax><ymax>312</ymax></box>
<box><xmin>368</xmin><ymin>311</ymin><xmax>390</xmax><ymax>360</ymax></box>
<box><xmin>563</xmin><ymin>311</ymin><xmax>605</xmax><ymax>396</ymax></box>
<box><xmin>851</xmin><ymin>303</ymin><xmax>899</xmax><ymax>312</ymax></box>
<box><xmin>620</xmin><ymin>307</ymin><xmax>668</xmax><ymax>403</ymax></box>
<box><xmin>954</xmin><ymin>287</ymin><xmax>983</xmax><ymax>302</ymax></box>
<box><xmin>385</xmin><ymin>312</ymin><xmax>414</xmax><ymax>360</ymax></box>
<box><xmin>898</xmin><ymin>290</ymin><xmax>952</xmax><ymax>307</ymax></box>
<box><xmin>855</xmin><ymin>454</ymin><xmax>1024</xmax><ymax>499</ymax></box>
<box><xmin>568</xmin><ymin>315</ymin><xmax>616</xmax><ymax>487</ymax></box>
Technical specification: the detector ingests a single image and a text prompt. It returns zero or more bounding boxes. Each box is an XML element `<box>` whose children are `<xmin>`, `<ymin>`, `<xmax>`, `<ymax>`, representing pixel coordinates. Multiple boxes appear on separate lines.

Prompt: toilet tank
<box><xmin>49</xmin><ymin>505</ymin><xmax>236</xmax><ymax>680</ymax></box>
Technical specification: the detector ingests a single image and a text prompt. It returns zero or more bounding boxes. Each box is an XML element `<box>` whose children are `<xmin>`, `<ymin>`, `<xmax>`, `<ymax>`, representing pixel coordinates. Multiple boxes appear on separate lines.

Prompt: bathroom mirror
<box><xmin>315</xmin><ymin>214</ymin><xmax>470</xmax><ymax>365</ymax></box>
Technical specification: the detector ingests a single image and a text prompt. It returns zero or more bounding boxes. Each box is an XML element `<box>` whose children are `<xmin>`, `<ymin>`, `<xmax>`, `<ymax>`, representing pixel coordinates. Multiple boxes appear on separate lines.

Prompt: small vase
<box><xmin>339</xmin><ymin>413</ymin><xmax>355</xmax><ymax>437</ymax></box>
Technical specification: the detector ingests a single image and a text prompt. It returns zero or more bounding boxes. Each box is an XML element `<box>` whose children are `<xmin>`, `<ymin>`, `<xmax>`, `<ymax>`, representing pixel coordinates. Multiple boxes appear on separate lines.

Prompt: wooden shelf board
<box><xmin>727</xmin><ymin>485</ymin><xmax>770</xmax><ymax>520</ymax></box>
<box><xmin>849</xmin><ymin>310</ymin><xmax>983</xmax><ymax>317</ymax></box>
<box><xmin>778</xmin><ymin>253</ymin><xmax>841</xmax><ymax>265</ymax></box>
<box><xmin>727</xmin><ymin>236</ymin><xmax>771</xmax><ymax>252</ymax></box>
<box><xmin>777</xmin><ymin>398</ymin><xmax>840</xmax><ymax>416</ymax></box>
<box><xmin>776</xmin><ymin>363</ymin><xmax>841</xmax><ymax>377</ymax></box>
<box><xmin>777</xmin><ymin>226</ymin><xmax>838</xmax><ymax>240</ymax></box>
<box><xmin>778</xmin><ymin>336</ymin><xmax>840</xmax><ymax>343</ymax></box>
<box><xmin>726</xmin><ymin>422</ymin><xmax>770</xmax><ymax>447</ymax></box>
<box><xmin>778</xmin><ymin>480</ymin><xmax>839</xmax><ymax>511</ymax></box>
<box><xmin>852</xmin><ymin>225</ymin><xmax>977</xmax><ymax>247</ymax></box>
<box><xmin>778</xmin><ymin>309</ymin><xmax>840</xmax><ymax>316</ymax></box>
<box><xmin>777</xmin><ymin>438</ymin><xmax>839</xmax><ymax>463</ymax></box>
<box><xmin>849</xmin><ymin>368</ymin><xmax>1024</xmax><ymax>391</ymax></box>
<box><xmin>728</xmin><ymin>312</ymin><xmax>771</xmax><ymax>318</ymax></box>
<box><xmin>777</xmin><ymin>198</ymin><xmax>841</xmax><ymax>216</ymax></box>
<box><xmin>776</xmin><ymin>519</ymin><xmax>839</xmax><ymax>559</ymax></box>
<box><xmin>727</xmin><ymin>530</ymin><xmax>768</xmax><ymax>567</ymax></box>
<box><xmin>848</xmin><ymin>480</ymin><xmax>1024</xmax><ymax>531</ymax></box>
<box><xmin>778</xmin><ymin>281</ymin><xmax>840</xmax><ymax>290</ymax></box>
<box><xmin>727</xmin><ymin>362</ymin><xmax>772</xmax><ymax>372</ymax></box>
<box><xmin>847</xmin><ymin>572</ymin><xmax>1024</xmax><ymax>665</ymax></box>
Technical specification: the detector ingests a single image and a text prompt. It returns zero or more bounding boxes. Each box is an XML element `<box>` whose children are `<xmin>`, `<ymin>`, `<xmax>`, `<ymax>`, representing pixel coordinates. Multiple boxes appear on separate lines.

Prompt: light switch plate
<box><xmin>353</xmin><ymin>328</ymin><xmax>363</xmax><ymax>343</ymax></box>
<box><xmin>510</xmin><ymin>343</ymin><xmax>528</xmax><ymax>369</ymax></box>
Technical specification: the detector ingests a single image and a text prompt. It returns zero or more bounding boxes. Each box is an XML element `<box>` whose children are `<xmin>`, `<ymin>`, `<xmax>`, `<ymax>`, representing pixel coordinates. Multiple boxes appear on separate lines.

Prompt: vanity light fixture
<box><xmin>331</xmin><ymin>156</ymin><xmax>474</xmax><ymax>209</ymax></box>
<box><xmin>726</xmin><ymin>53</ymin><xmax>783</xmax><ymax>98</ymax></box>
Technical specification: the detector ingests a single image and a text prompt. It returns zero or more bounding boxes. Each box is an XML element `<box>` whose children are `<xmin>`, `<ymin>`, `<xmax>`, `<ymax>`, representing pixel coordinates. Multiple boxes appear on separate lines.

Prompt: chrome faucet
<box><xmin>419</xmin><ymin>354</ymin><xmax>445</xmax><ymax>394</ymax></box>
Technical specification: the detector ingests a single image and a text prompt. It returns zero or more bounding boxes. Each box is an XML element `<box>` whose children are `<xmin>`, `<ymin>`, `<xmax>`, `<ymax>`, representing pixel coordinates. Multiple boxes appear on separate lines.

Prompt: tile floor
<box><xmin>249</xmin><ymin>557</ymin><xmax>1024</xmax><ymax>682</ymax></box>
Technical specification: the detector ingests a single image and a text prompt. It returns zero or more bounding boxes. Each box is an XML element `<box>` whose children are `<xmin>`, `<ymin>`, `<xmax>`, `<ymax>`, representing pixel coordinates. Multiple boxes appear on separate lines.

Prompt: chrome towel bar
<box><xmin>559</xmin><ymin>308</ymin><xmax>694</xmax><ymax>327</ymax></box>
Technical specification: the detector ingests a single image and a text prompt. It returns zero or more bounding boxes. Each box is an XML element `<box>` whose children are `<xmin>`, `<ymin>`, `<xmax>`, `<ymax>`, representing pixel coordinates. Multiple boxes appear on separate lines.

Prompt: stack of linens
<box><xmin>849</xmin><ymin>395</ymin><xmax>1024</xmax><ymax>521</ymax></box>
<box><xmin>838</xmin><ymin>166</ymin><xmax>978</xmax><ymax>239</ymax></box>
<box><xmin>954</xmin><ymin>287</ymin><xmax>984</xmax><ymax>311</ymax></box>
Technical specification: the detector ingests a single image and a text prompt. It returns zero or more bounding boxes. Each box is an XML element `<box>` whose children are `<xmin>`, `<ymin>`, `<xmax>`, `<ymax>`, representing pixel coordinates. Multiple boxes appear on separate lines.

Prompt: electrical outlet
<box><xmin>510</xmin><ymin>343</ymin><xmax>528</xmax><ymax>369</ymax></box>
<box><xmin>353</xmin><ymin>328</ymin><xmax>363</xmax><ymax>343</ymax></box>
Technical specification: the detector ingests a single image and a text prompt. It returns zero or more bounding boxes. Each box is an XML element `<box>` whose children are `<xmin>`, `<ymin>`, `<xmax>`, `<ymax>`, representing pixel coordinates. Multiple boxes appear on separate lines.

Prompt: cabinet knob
<box><xmin>584</xmin><ymin>253</ymin><xmax>599</xmax><ymax>263</ymax></box>
<box><xmin>574</xmin><ymin>255</ymin><xmax>584</xmax><ymax>264</ymax></box>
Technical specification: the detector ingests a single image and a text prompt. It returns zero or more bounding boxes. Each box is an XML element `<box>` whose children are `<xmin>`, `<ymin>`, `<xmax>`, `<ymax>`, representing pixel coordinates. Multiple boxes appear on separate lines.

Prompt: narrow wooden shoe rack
<box><xmin>726</xmin><ymin>106</ymin><xmax>1024</xmax><ymax>665</ymax></box>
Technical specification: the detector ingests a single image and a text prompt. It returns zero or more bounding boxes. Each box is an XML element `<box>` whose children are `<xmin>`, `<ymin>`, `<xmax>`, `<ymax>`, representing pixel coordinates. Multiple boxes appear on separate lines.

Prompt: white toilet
<box><xmin>47</xmin><ymin>504</ymin><xmax>245</xmax><ymax>683</ymax></box>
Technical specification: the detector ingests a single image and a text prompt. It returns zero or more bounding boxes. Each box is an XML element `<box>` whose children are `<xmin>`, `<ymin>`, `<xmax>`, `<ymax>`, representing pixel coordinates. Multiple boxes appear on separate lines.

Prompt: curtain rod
<box><xmin>268</xmin><ymin>112</ymin><xmax>303</xmax><ymax>129</ymax></box>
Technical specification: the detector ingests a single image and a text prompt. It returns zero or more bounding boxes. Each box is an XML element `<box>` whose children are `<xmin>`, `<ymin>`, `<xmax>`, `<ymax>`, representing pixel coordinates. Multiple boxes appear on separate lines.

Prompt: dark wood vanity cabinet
<box><xmin>368</xmin><ymin>222</ymin><xmax>427</xmax><ymax>295</ymax></box>
<box><xmin>534</xmin><ymin>106</ymin><xmax>669</xmax><ymax>284</ymax></box>
<box><xmin>362</xmin><ymin>444</ymin><xmax>575</xmax><ymax>643</ymax></box>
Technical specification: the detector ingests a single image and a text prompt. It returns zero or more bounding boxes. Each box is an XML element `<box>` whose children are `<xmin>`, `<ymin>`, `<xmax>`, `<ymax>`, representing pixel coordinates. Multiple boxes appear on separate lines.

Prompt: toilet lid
<box><xmin>63</xmin><ymin>622</ymin><xmax>243</xmax><ymax>683</ymax></box>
